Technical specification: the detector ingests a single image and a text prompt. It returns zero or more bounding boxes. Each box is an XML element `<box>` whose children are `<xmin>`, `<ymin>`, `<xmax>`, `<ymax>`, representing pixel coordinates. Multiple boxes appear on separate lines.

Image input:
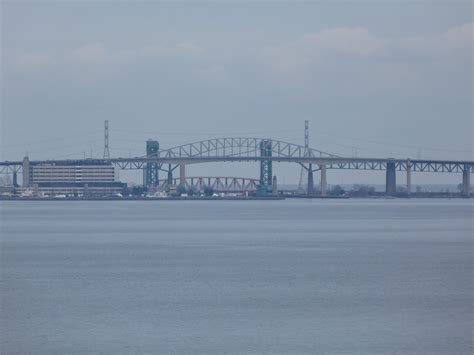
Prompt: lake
<box><xmin>1</xmin><ymin>199</ymin><xmax>472</xmax><ymax>354</ymax></box>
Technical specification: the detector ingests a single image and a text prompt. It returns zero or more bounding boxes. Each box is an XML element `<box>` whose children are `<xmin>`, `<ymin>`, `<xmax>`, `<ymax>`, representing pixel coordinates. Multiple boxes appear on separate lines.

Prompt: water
<box><xmin>1</xmin><ymin>199</ymin><xmax>473</xmax><ymax>354</ymax></box>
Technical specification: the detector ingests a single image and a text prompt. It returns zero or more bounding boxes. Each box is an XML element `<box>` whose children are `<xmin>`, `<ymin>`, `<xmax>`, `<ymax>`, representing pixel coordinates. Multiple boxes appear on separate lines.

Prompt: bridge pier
<box><xmin>462</xmin><ymin>164</ymin><xmax>470</xmax><ymax>197</ymax></box>
<box><xmin>320</xmin><ymin>165</ymin><xmax>327</xmax><ymax>196</ymax></box>
<box><xmin>145</xmin><ymin>140</ymin><xmax>159</xmax><ymax>188</ymax></box>
<box><xmin>307</xmin><ymin>165</ymin><xmax>314</xmax><ymax>195</ymax></box>
<box><xmin>22</xmin><ymin>156</ymin><xmax>30</xmax><ymax>187</ymax></box>
<box><xmin>406</xmin><ymin>160</ymin><xmax>411</xmax><ymax>195</ymax></box>
<box><xmin>386</xmin><ymin>160</ymin><xmax>396</xmax><ymax>196</ymax></box>
<box><xmin>179</xmin><ymin>164</ymin><xmax>186</xmax><ymax>188</ymax></box>
<box><xmin>272</xmin><ymin>176</ymin><xmax>278</xmax><ymax>194</ymax></box>
<box><xmin>259</xmin><ymin>139</ymin><xmax>273</xmax><ymax>194</ymax></box>
<box><xmin>13</xmin><ymin>171</ymin><xmax>18</xmax><ymax>187</ymax></box>
<box><xmin>167</xmin><ymin>165</ymin><xmax>173</xmax><ymax>186</ymax></box>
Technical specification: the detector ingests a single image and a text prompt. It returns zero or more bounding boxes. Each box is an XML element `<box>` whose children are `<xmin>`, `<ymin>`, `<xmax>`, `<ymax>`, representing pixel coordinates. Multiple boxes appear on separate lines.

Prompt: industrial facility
<box><xmin>19</xmin><ymin>157</ymin><xmax>125</xmax><ymax>197</ymax></box>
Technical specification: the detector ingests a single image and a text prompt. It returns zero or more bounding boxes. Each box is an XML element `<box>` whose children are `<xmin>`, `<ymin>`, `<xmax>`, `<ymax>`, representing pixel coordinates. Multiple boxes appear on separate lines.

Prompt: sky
<box><xmin>1</xmin><ymin>1</ymin><xmax>473</xmax><ymax>186</ymax></box>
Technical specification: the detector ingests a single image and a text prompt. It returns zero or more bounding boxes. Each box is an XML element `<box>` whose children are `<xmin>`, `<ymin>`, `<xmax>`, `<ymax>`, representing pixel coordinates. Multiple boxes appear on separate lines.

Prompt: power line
<box><xmin>110</xmin><ymin>128</ymin><xmax>302</xmax><ymax>137</ymax></box>
<box><xmin>1</xmin><ymin>131</ymin><xmax>98</xmax><ymax>148</ymax></box>
<box><xmin>18</xmin><ymin>140</ymin><xmax>102</xmax><ymax>156</ymax></box>
<box><xmin>310</xmin><ymin>130</ymin><xmax>472</xmax><ymax>154</ymax></box>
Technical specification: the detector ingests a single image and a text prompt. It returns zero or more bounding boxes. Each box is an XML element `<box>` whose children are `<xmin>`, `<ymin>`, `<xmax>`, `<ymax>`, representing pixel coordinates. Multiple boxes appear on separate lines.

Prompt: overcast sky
<box><xmin>1</xmin><ymin>1</ymin><xmax>472</xmax><ymax>185</ymax></box>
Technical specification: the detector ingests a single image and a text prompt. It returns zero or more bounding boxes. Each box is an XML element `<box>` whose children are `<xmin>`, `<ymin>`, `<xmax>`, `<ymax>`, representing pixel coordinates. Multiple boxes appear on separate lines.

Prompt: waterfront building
<box><xmin>21</xmin><ymin>157</ymin><xmax>125</xmax><ymax>196</ymax></box>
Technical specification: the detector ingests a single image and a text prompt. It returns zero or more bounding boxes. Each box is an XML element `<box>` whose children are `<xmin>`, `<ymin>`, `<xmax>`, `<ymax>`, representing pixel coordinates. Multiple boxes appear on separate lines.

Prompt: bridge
<box><xmin>1</xmin><ymin>137</ymin><xmax>473</xmax><ymax>196</ymax></box>
<box><xmin>157</xmin><ymin>176</ymin><xmax>259</xmax><ymax>193</ymax></box>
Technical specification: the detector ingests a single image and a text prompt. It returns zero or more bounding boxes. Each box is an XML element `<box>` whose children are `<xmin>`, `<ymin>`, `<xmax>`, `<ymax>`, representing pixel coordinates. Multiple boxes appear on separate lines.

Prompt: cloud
<box><xmin>299</xmin><ymin>27</ymin><xmax>385</xmax><ymax>57</ymax></box>
<box><xmin>6</xmin><ymin>40</ymin><xmax>205</xmax><ymax>78</ymax></box>
<box><xmin>262</xmin><ymin>26</ymin><xmax>385</xmax><ymax>65</ymax></box>
<box><xmin>437</xmin><ymin>22</ymin><xmax>473</xmax><ymax>50</ymax></box>
<box><xmin>192</xmin><ymin>66</ymin><xmax>229</xmax><ymax>84</ymax></box>
<box><xmin>71</xmin><ymin>43</ymin><xmax>107</xmax><ymax>63</ymax></box>
<box><xmin>262</xmin><ymin>22</ymin><xmax>473</xmax><ymax>87</ymax></box>
<box><xmin>140</xmin><ymin>42</ymin><xmax>205</xmax><ymax>59</ymax></box>
<box><xmin>261</xmin><ymin>26</ymin><xmax>386</xmax><ymax>85</ymax></box>
<box><xmin>6</xmin><ymin>23</ymin><xmax>471</xmax><ymax>95</ymax></box>
<box><xmin>11</xmin><ymin>53</ymin><xmax>51</xmax><ymax>73</ymax></box>
<box><xmin>397</xmin><ymin>22</ymin><xmax>473</xmax><ymax>58</ymax></box>
<box><xmin>174</xmin><ymin>42</ymin><xmax>206</xmax><ymax>56</ymax></box>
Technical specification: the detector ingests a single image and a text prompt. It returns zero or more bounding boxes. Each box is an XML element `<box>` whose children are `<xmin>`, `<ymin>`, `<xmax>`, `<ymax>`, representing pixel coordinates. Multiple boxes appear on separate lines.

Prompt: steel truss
<box><xmin>0</xmin><ymin>165</ymin><xmax>22</xmax><ymax>175</ymax></box>
<box><xmin>1</xmin><ymin>158</ymin><xmax>473</xmax><ymax>173</ymax></box>
<box><xmin>158</xmin><ymin>176</ymin><xmax>258</xmax><ymax>192</ymax></box>
<box><xmin>140</xmin><ymin>137</ymin><xmax>338</xmax><ymax>160</ymax></box>
<box><xmin>323</xmin><ymin>160</ymin><xmax>472</xmax><ymax>173</ymax></box>
<box><xmin>1</xmin><ymin>137</ymin><xmax>472</xmax><ymax>177</ymax></box>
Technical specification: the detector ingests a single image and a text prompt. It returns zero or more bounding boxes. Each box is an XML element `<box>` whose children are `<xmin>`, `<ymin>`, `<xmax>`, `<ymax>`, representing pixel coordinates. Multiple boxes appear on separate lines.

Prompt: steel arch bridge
<box><xmin>129</xmin><ymin>137</ymin><xmax>338</xmax><ymax>194</ymax></box>
<box><xmin>146</xmin><ymin>137</ymin><xmax>339</xmax><ymax>160</ymax></box>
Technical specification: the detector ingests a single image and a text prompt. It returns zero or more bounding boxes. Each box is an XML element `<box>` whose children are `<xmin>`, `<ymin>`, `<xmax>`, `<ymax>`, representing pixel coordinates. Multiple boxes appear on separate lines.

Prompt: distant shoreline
<box><xmin>0</xmin><ymin>195</ymin><xmax>470</xmax><ymax>201</ymax></box>
<box><xmin>0</xmin><ymin>196</ymin><xmax>286</xmax><ymax>201</ymax></box>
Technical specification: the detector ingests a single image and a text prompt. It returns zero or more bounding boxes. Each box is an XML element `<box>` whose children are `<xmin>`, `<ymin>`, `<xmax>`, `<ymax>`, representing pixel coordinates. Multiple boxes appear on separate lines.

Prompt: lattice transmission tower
<box><xmin>103</xmin><ymin>120</ymin><xmax>110</xmax><ymax>159</ymax></box>
<box><xmin>297</xmin><ymin>120</ymin><xmax>310</xmax><ymax>193</ymax></box>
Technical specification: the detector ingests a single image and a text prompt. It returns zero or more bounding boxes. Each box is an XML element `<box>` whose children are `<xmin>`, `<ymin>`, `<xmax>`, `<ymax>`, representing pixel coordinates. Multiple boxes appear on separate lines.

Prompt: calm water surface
<box><xmin>1</xmin><ymin>199</ymin><xmax>473</xmax><ymax>354</ymax></box>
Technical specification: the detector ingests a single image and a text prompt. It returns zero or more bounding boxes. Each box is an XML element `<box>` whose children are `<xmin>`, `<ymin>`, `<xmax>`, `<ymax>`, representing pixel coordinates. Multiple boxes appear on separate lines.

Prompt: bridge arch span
<box><xmin>153</xmin><ymin>137</ymin><xmax>338</xmax><ymax>160</ymax></box>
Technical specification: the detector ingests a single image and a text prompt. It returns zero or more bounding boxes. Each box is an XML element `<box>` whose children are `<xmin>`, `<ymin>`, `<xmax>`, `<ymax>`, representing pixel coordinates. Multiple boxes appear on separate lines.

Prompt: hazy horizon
<box><xmin>1</xmin><ymin>1</ymin><xmax>472</xmax><ymax>185</ymax></box>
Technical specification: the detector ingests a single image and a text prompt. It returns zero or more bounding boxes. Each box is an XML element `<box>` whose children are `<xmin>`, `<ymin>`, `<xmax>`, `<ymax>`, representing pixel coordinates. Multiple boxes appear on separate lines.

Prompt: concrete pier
<box><xmin>406</xmin><ymin>160</ymin><xmax>411</xmax><ymax>195</ymax></box>
<box><xmin>179</xmin><ymin>164</ymin><xmax>186</xmax><ymax>187</ymax></box>
<box><xmin>320</xmin><ymin>165</ymin><xmax>327</xmax><ymax>196</ymax></box>
<box><xmin>307</xmin><ymin>167</ymin><xmax>314</xmax><ymax>195</ymax></box>
<box><xmin>462</xmin><ymin>164</ymin><xmax>470</xmax><ymax>197</ymax></box>
<box><xmin>13</xmin><ymin>171</ymin><xmax>18</xmax><ymax>187</ymax></box>
<box><xmin>22</xmin><ymin>156</ymin><xmax>30</xmax><ymax>187</ymax></box>
<box><xmin>386</xmin><ymin>161</ymin><xmax>396</xmax><ymax>196</ymax></box>
<box><xmin>167</xmin><ymin>167</ymin><xmax>173</xmax><ymax>186</ymax></box>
